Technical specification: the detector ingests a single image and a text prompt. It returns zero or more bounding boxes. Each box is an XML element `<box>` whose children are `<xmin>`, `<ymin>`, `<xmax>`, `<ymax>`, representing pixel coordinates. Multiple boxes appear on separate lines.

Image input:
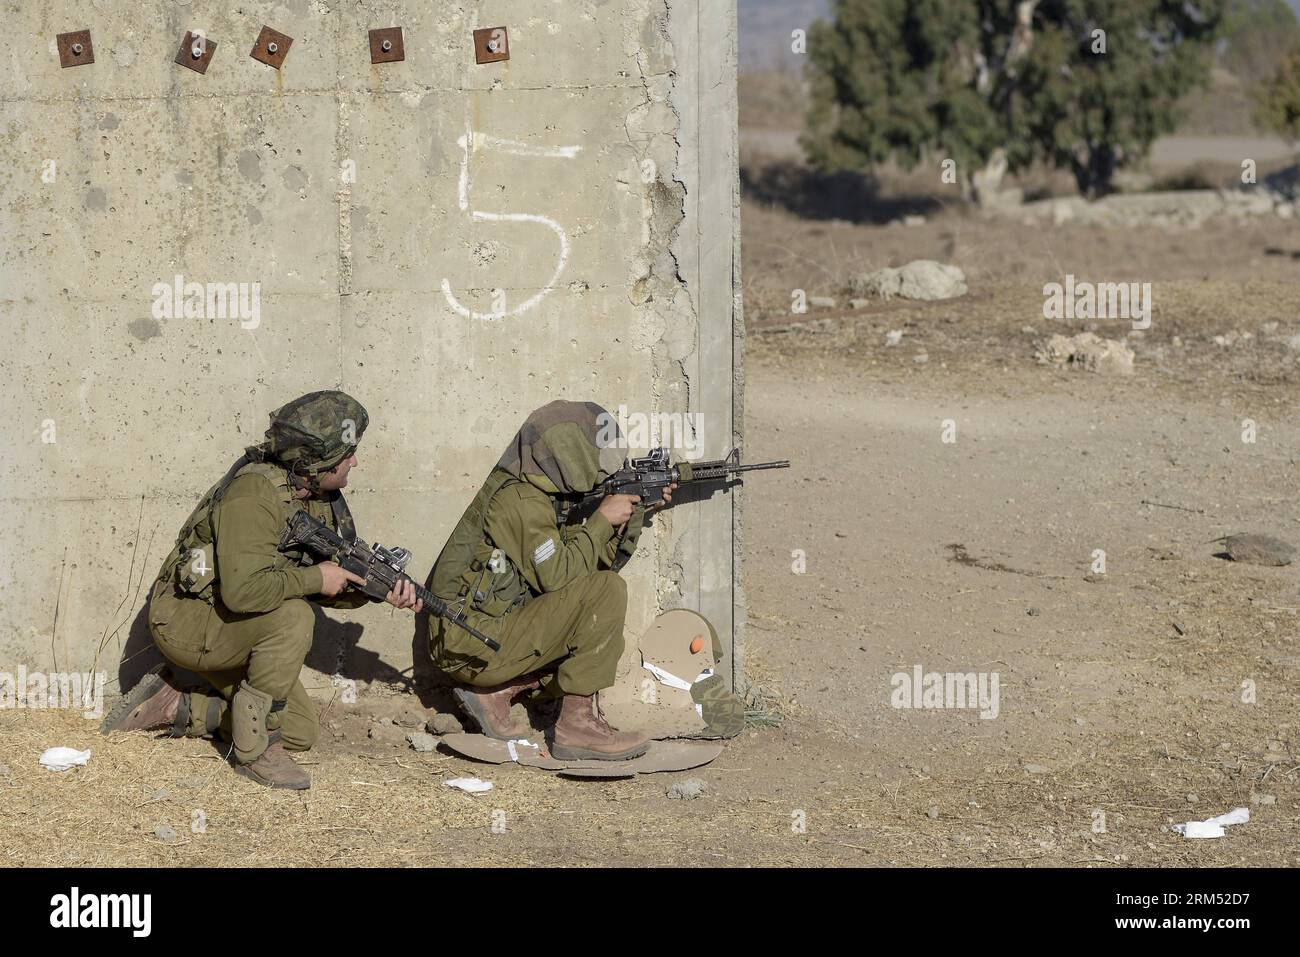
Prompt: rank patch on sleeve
<box><xmin>533</xmin><ymin>538</ymin><xmax>557</xmax><ymax>565</ymax></box>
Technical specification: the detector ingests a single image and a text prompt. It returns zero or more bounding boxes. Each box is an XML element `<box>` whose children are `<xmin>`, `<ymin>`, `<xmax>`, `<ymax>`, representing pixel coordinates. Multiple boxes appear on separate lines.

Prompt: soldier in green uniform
<box><xmin>101</xmin><ymin>391</ymin><xmax>422</xmax><ymax>789</ymax></box>
<box><xmin>427</xmin><ymin>400</ymin><xmax>674</xmax><ymax>761</ymax></box>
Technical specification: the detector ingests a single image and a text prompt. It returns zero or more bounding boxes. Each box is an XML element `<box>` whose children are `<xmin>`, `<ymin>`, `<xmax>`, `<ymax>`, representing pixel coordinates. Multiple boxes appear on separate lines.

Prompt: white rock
<box><xmin>1036</xmin><ymin>332</ymin><xmax>1135</xmax><ymax>375</ymax></box>
<box><xmin>851</xmin><ymin>260</ymin><xmax>967</xmax><ymax>302</ymax></box>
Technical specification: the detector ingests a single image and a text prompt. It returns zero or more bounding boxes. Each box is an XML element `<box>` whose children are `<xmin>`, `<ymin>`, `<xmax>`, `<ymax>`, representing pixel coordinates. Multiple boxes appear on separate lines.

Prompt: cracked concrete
<box><xmin>0</xmin><ymin>1</ymin><xmax>741</xmax><ymax>699</ymax></box>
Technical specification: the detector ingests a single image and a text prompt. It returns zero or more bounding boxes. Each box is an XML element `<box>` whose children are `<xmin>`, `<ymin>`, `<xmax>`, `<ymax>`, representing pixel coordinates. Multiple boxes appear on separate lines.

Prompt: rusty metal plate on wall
<box><xmin>369</xmin><ymin>27</ymin><xmax>404</xmax><ymax>64</ymax></box>
<box><xmin>57</xmin><ymin>30</ymin><xmax>94</xmax><ymax>68</ymax></box>
<box><xmin>250</xmin><ymin>26</ymin><xmax>293</xmax><ymax>69</ymax></box>
<box><xmin>174</xmin><ymin>31</ymin><xmax>218</xmax><ymax>75</ymax></box>
<box><xmin>473</xmin><ymin>26</ymin><xmax>509</xmax><ymax>64</ymax></box>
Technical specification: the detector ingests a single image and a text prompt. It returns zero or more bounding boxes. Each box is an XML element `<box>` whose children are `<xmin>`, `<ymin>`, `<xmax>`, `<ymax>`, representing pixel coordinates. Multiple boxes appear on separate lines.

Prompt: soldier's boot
<box><xmin>100</xmin><ymin>663</ymin><xmax>188</xmax><ymax>736</ymax></box>
<box><xmin>550</xmin><ymin>693</ymin><xmax>651</xmax><ymax>761</ymax></box>
<box><xmin>232</xmin><ymin>731</ymin><xmax>311</xmax><ymax>790</ymax></box>
<box><xmin>452</xmin><ymin>674</ymin><xmax>542</xmax><ymax>740</ymax></box>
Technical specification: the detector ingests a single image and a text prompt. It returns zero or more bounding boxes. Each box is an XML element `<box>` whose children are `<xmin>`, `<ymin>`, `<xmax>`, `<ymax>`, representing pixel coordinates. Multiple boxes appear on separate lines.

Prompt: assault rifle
<box><xmin>555</xmin><ymin>448</ymin><xmax>791</xmax><ymax>524</ymax></box>
<box><xmin>279</xmin><ymin>511</ymin><xmax>501</xmax><ymax>652</ymax></box>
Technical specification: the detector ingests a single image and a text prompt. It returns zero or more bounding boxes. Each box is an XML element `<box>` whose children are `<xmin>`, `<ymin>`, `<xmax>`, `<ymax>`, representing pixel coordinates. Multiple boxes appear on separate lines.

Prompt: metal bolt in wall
<box><xmin>57</xmin><ymin>30</ymin><xmax>94</xmax><ymax>68</ymax></box>
<box><xmin>473</xmin><ymin>27</ymin><xmax>510</xmax><ymax>64</ymax></box>
<box><xmin>174</xmin><ymin>31</ymin><xmax>218</xmax><ymax>75</ymax></box>
<box><xmin>369</xmin><ymin>27</ymin><xmax>404</xmax><ymax>64</ymax></box>
<box><xmin>250</xmin><ymin>26</ymin><xmax>293</xmax><ymax>69</ymax></box>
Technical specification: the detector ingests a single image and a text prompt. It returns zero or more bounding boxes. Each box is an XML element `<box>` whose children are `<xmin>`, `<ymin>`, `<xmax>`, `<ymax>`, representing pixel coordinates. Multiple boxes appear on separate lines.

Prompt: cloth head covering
<box><xmin>495</xmin><ymin>400</ymin><xmax>625</xmax><ymax>495</ymax></box>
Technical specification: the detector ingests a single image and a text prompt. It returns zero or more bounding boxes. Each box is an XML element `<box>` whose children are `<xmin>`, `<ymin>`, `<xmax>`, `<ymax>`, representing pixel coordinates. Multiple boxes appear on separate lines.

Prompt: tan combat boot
<box><xmin>551</xmin><ymin>693</ymin><xmax>651</xmax><ymax>761</ymax></box>
<box><xmin>452</xmin><ymin>674</ymin><xmax>542</xmax><ymax>740</ymax></box>
<box><xmin>100</xmin><ymin>664</ymin><xmax>186</xmax><ymax>735</ymax></box>
<box><xmin>232</xmin><ymin>732</ymin><xmax>311</xmax><ymax>790</ymax></box>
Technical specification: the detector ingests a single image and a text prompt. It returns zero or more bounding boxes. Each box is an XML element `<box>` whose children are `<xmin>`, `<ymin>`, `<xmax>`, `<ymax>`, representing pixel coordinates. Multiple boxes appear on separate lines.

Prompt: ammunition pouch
<box><xmin>460</xmin><ymin>551</ymin><xmax>529</xmax><ymax>619</ymax></box>
<box><xmin>176</xmin><ymin>543</ymin><xmax>216</xmax><ymax>597</ymax></box>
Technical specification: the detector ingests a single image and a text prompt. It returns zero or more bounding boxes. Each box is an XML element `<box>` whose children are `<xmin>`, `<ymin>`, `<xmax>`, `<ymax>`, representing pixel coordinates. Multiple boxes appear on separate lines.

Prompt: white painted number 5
<box><xmin>441</xmin><ymin>130</ymin><xmax>583</xmax><ymax>321</ymax></box>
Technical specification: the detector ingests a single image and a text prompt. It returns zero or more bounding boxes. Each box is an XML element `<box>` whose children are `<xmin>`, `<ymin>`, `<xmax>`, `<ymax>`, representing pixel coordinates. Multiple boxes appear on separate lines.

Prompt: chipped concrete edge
<box><xmin>660</xmin><ymin>0</ymin><xmax>744</xmax><ymax>691</ymax></box>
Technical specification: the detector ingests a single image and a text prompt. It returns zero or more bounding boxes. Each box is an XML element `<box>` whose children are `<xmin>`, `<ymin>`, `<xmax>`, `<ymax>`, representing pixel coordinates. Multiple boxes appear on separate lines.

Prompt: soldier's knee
<box><xmin>589</xmin><ymin>571</ymin><xmax>627</xmax><ymax>610</ymax></box>
<box><xmin>269</xmin><ymin>599</ymin><xmax>315</xmax><ymax>654</ymax></box>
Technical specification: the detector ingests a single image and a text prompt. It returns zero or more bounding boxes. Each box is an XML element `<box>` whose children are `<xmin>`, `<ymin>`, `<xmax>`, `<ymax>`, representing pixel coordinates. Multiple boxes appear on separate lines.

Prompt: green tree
<box><xmin>1219</xmin><ymin>0</ymin><xmax>1299</xmax><ymax>85</ymax></box>
<box><xmin>1255</xmin><ymin>40</ymin><xmax>1300</xmax><ymax>139</ymax></box>
<box><xmin>804</xmin><ymin>0</ymin><xmax>1225</xmax><ymax>200</ymax></box>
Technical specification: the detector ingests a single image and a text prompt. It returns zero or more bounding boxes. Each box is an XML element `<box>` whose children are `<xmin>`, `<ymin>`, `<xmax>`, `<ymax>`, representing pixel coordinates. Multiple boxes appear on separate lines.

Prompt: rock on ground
<box><xmin>1035</xmin><ymin>332</ymin><xmax>1135</xmax><ymax>375</ymax></box>
<box><xmin>407</xmin><ymin>732</ymin><xmax>437</xmax><ymax>753</ymax></box>
<box><xmin>394</xmin><ymin>709</ymin><xmax>425</xmax><ymax>729</ymax></box>
<box><xmin>1214</xmin><ymin>533</ymin><xmax>1295</xmax><ymax>566</ymax></box>
<box><xmin>367</xmin><ymin>723</ymin><xmax>406</xmax><ymax>746</ymax></box>
<box><xmin>850</xmin><ymin>260</ymin><xmax>967</xmax><ymax>302</ymax></box>
<box><xmin>666</xmin><ymin>777</ymin><xmax>706</xmax><ymax>800</ymax></box>
<box><xmin>426</xmin><ymin>713</ymin><xmax>464</xmax><ymax>735</ymax></box>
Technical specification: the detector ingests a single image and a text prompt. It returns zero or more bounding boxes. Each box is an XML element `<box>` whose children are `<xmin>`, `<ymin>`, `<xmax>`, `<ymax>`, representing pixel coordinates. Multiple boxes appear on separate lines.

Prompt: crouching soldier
<box><xmin>427</xmin><ymin>400</ymin><xmax>673</xmax><ymax>761</ymax></box>
<box><xmin>101</xmin><ymin>391</ymin><xmax>422</xmax><ymax>789</ymax></box>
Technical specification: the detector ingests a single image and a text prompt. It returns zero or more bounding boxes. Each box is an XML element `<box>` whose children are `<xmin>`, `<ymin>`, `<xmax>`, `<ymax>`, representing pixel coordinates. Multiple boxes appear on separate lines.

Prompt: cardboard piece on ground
<box><xmin>441</xmin><ymin>732</ymin><xmax>724</xmax><ymax>777</ymax></box>
<box><xmin>600</xmin><ymin>609</ymin><xmax>717</xmax><ymax>738</ymax></box>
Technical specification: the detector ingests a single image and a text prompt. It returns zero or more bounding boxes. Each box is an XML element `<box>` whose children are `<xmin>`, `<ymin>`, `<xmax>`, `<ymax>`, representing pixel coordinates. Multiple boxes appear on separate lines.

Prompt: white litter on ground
<box><xmin>39</xmin><ymin>747</ymin><xmax>92</xmax><ymax>772</ymax></box>
<box><xmin>443</xmin><ymin>776</ymin><xmax>493</xmax><ymax>794</ymax></box>
<box><xmin>1172</xmin><ymin>807</ymin><xmax>1249</xmax><ymax>839</ymax></box>
<box><xmin>505</xmin><ymin>739</ymin><xmax>540</xmax><ymax>763</ymax></box>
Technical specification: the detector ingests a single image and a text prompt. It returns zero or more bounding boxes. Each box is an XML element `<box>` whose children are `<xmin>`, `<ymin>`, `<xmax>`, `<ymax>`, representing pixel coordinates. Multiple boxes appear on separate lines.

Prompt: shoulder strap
<box><xmin>329</xmin><ymin>493</ymin><xmax>357</xmax><ymax>542</ymax></box>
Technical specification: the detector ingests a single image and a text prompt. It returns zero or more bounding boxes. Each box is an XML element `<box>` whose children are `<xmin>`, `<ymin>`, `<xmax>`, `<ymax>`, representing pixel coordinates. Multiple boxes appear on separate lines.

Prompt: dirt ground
<box><xmin>5</xmin><ymin>109</ymin><xmax>1300</xmax><ymax>870</ymax></box>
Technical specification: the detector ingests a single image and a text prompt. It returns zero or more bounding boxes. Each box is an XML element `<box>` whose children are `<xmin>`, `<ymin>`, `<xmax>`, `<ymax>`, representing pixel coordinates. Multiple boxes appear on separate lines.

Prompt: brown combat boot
<box><xmin>551</xmin><ymin>693</ymin><xmax>651</xmax><ymax>761</ymax></box>
<box><xmin>100</xmin><ymin>664</ymin><xmax>186</xmax><ymax>735</ymax></box>
<box><xmin>232</xmin><ymin>732</ymin><xmax>311</xmax><ymax>790</ymax></box>
<box><xmin>452</xmin><ymin>674</ymin><xmax>542</xmax><ymax>740</ymax></box>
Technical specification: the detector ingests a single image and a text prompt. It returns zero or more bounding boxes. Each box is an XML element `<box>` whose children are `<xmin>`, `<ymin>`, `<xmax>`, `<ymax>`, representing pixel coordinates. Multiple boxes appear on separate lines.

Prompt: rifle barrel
<box><xmin>689</xmin><ymin>459</ymin><xmax>791</xmax><ymax>481</ymax></box>
<box><xmin>407</xmin><ymin>577</ymin><xmax>501</xmax><ymax>652</ymax></box>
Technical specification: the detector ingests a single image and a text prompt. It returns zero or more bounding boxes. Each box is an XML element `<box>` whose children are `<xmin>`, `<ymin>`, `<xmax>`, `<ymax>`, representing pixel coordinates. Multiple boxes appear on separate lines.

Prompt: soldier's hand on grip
<box><xmin>318</xmin><ymin>561</ymin><xmax>365</xmax><ymax>597</ymax></box>
<box><xmin>597</xmin><ymin>493</ymin><xmax>641</xmax><ymax>526</ymax></box>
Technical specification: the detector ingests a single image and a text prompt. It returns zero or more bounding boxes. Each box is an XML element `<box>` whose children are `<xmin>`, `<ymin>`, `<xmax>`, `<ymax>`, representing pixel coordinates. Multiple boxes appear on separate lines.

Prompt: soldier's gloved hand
<box><xmin>319</xmin><ymin>562</ymin><xmax>366</xmax><ymax>597</ymax></box>
<box><xmin>384</xmin><ymin>579</ymin><xmax>424</xmax><ymax>613</ymax></box>
<box><xmin>597</xmin><ymin>493</ymin><xmax>641</xmax><ymax>526</ymax></box>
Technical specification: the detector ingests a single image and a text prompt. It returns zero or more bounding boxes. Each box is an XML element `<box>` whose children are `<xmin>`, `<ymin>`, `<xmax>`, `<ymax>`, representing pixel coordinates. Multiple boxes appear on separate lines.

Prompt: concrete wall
<box><xmin>0</xmin><ymin>0</ymin><xmax>742</xmax><ymax>702</ymax></box>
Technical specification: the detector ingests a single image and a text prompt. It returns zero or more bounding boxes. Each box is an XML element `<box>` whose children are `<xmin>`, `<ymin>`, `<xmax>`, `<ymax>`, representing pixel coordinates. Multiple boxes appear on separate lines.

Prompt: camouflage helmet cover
<box><xmin>249</xmin><ymin>390</ymin><xmax>369</xmax><ymax>474</ymax></box>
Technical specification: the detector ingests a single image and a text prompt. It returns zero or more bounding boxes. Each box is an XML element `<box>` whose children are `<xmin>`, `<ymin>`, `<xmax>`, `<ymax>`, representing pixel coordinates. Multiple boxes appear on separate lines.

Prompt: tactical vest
<box><xmin>429</xmin><ymin>469</ymin><xmax>532</xmax><ymax>619</ymax></box>
<box><xmin>156</xmin><ymin>458</ymin><xmax>355</xmax><ymax>604</ymax></box>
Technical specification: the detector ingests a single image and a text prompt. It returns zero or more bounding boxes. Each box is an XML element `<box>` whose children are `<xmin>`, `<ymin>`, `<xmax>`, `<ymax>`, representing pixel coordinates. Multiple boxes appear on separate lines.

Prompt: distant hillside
<box><xmin>739</xmin><ymin>0</ymin><xmax>829</xmax><ymax>72</ymax></box>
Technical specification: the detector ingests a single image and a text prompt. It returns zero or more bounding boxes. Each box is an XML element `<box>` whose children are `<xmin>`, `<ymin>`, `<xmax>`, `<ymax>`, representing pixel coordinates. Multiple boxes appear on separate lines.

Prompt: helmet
<box><xmin>257</xmin><ymin>390</ymin><xmax>369</xmax><ymax>474</ymax></box>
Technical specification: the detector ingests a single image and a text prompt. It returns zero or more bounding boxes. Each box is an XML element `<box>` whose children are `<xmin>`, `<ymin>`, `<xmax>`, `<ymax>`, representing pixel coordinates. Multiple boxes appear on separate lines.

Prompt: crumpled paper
<box><xmin>1172</xmin><ymin>807</ymin><xmax>1249</xmax><ymax>839</ymax></box>
<box><xmin>443</xmin><ymin>776</ymin><xmax>493</xmax><ymax>794</ymax></box>
<box><xmin>39</xmin><ymin>747</ymin><xmax>92</xmax><ymax>772</ymax></box>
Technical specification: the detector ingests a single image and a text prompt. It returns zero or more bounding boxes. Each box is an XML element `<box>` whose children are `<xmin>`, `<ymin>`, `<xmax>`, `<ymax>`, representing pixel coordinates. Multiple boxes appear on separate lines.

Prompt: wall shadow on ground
<box><xmin>740</xmin><ymin>159</ymin><xmax>943</xmax><ymax>224</ymax></box>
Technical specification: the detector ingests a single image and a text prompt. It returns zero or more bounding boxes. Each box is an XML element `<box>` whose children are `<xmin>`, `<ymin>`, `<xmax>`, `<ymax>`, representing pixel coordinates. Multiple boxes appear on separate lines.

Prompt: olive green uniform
<box><xmin>429</xmin><ymin>472</ymin><xmax>645</xmax><ymax>696</ymax></box>
<box><xmin>150</xmin><ymin>462</ymin><xmax>370</xmax><ymax>752</ymax></box>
